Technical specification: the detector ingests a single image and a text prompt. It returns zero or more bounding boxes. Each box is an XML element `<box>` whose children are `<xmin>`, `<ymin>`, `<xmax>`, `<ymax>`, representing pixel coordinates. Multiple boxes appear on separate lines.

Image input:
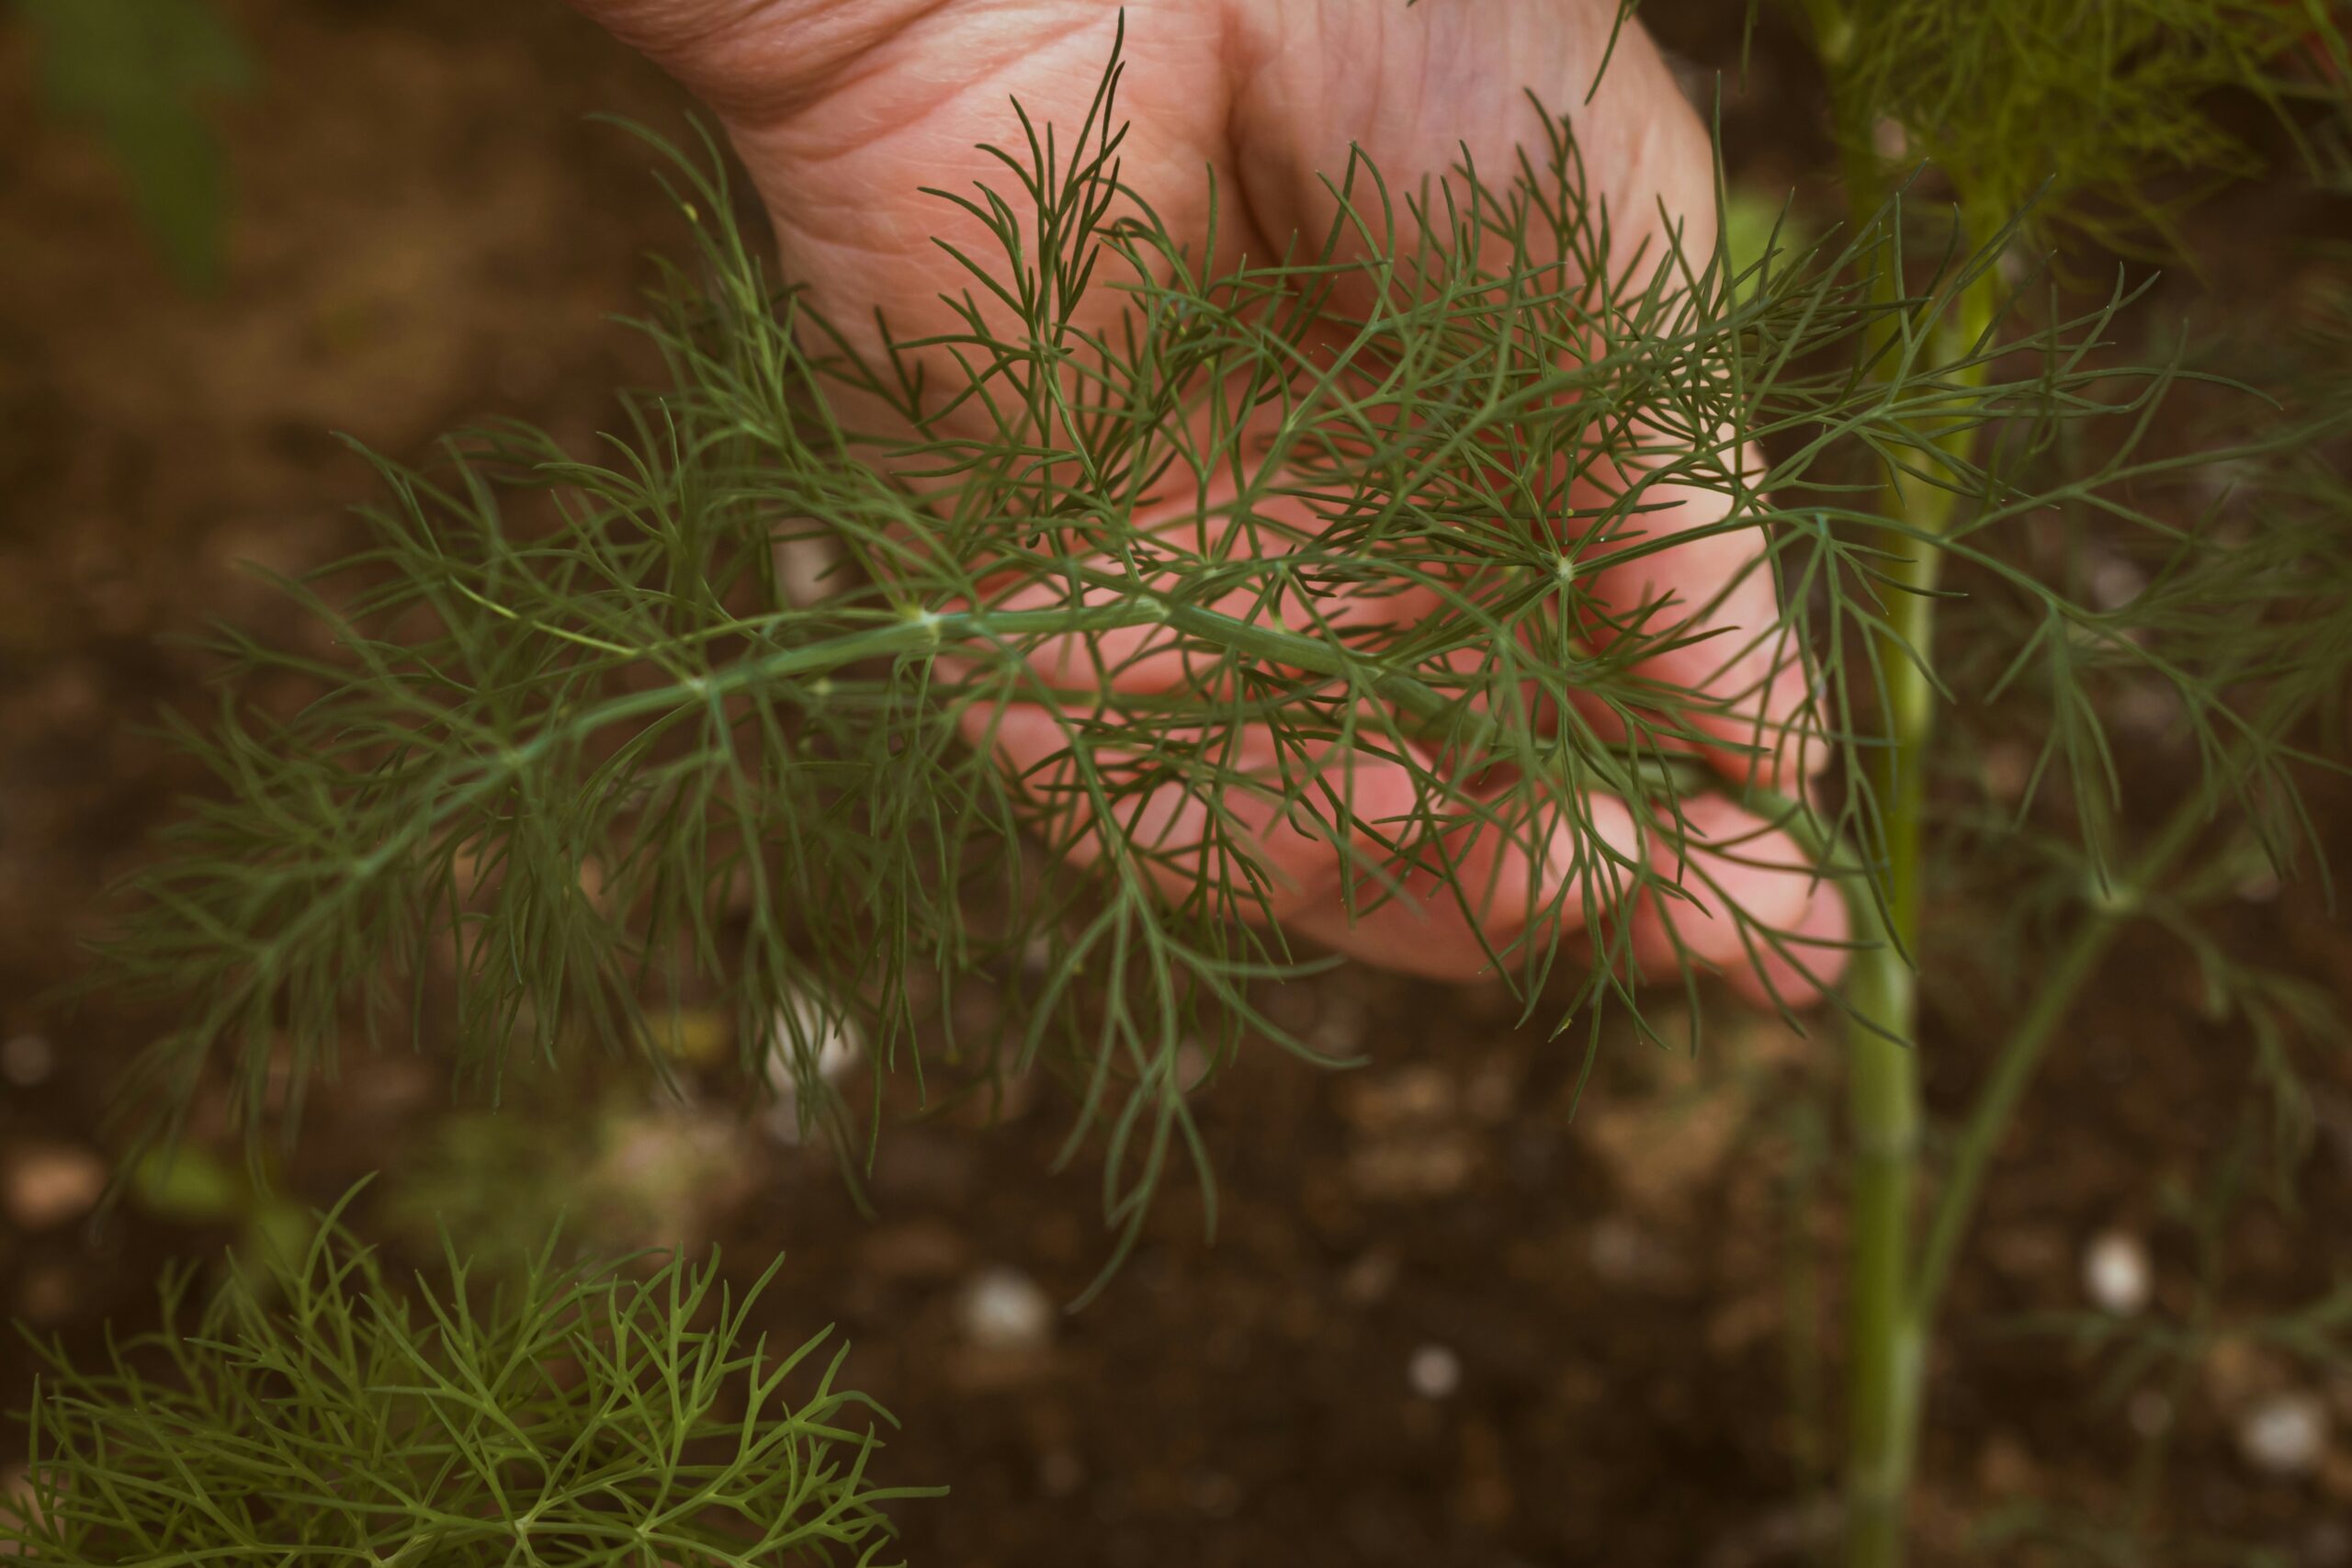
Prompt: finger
<box><xmin>1226</xmin><ymin>3</ymin><xmax>1713</xmax><ymax>302</ymax></box>
<box><xmin>1285</xmin><ymin>787</ymin><xmax>1644</xmax><ymax>979</ymax></box>
<box><xmin>1226</xmin><ymin>2</ymin><xmax>1824</xmax><ymax>792</ymax></box>
<box><xmin>967</xmin><ymin>703</ymin><xmax>1415</xmax><ymax>924</ymax></box>
<box><xmin>967</xmin><ymin>701</ymin><xmax>1649</xmax><ymax>981</ymax></box>
<box><xmin>1568</xmin><ymin>449</ymin><xmax>1826</xmax><ymax>792</ymax></box>
<box><xmin>939</xmin><ymin>485</ymin><xmax>1440</xmax><ymax>699</ymax></box>
<box><xmin>560</xmin><ymin>0</ymin><xmax>953</xmax><ymax>123</ymax></box>
<box><xmin>1621</xmin><ymin>795</ymin><xmax>1851</xmax><ymax>1007</ymax></box>
<box><xmin>717</xmin><ymin>9</ymin><xmax>1252</xmax><ymax>404</ymax></box>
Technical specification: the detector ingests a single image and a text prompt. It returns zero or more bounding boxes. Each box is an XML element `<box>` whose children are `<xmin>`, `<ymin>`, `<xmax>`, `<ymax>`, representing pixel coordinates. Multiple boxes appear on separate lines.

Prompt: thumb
<box><xmin>560</xmin><ymin>0</ymin><xmax>921</xmax><ymax>123</ymax></box>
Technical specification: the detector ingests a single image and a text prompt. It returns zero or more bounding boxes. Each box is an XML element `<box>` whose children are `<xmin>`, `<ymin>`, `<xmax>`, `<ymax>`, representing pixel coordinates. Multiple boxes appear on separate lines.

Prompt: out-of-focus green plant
<box><xmin>126</xmin><ymin>1141</ymin><xmax>319</xmax><ymax>1287</ymax></box>
<box><xmin>379</xmin><ymin>1077</ymin><xmax>750</xmax><ymax>1270</ymax></box>
<box><xmin>15</xmin><ymin>0</ymin><xmax>250</xmax><ymax>288</ymax></box>
<box><xmin>1962</xmin><ymin>1098</ymin><xmax>2352</xmax><ymax>1567</ymax></box>
<box><xmin>0</xmin><ymin>1190</ymin><xmax>937</xmax><ymax>1564</ymax></box>
<box><xmin>1809</xmin><ymin>0</ymin><xmax>2346</xmax><ymax>254</ymax></box>
<box><xmin>1792</xmin><ymin>0</ymin><xmax>2351</xmax><ymax>1556</ymax></box>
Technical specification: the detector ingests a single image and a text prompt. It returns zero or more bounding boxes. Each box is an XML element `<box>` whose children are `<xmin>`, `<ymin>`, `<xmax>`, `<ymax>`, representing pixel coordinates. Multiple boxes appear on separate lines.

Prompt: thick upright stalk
<box><xmin>1839</xmin><ymin>467</ymin><xmax>1938</xmax><ymax>1568</ymax></box>
<box><xmin>1838</xmin><ymin>210</ymin><xmax>1997</xmax><ymax>1564</ymax></box>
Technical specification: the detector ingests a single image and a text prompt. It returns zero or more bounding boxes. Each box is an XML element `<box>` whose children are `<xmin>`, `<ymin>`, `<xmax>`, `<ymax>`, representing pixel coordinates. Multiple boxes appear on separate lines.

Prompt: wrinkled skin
<box><xmin>567</xmin><ymin>0</ymin><xmax>1849</xmax><ymax>1002</ymax></box>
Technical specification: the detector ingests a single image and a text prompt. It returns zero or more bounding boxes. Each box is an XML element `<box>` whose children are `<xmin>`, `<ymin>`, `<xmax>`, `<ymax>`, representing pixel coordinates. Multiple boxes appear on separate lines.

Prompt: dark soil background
<box><xmin>4</xmin><ymin>3</ymin><xmax>2350</xmax><ymax>1564</ymax></box>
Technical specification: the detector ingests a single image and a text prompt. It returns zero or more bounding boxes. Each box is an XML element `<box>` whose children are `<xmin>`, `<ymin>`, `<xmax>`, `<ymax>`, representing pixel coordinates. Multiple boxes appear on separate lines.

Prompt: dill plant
<box><xmin>20</xmin><ymin>4</ymin><xmax>2352</xmax><ymax>1562</ymax></box>
<box><xmin>0</xmin><ymin>1190</ymin><xmax>937</xmax><ymax>1563</ymax></box>
<box><xmin>1804</xmin><ymin>0</ymin><xmax>2349</xmax><ymax>1557</ymax></box>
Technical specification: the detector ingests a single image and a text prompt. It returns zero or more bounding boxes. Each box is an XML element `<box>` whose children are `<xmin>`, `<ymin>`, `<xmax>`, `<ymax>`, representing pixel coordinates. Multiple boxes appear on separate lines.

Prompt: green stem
<box><xmin>1873</xmin><ymin>686</ymin><xmax>2301</xmax><ymax>1562</ymax></box>
<box><xmin>1839</xmin><ymin>479</ymin><xmax>1935</xmax><ymax>1568</ymax></box>
<box><xmin>1837</xmin><ymin>250</ymin><xmax>2300</xmax><ymax>1555</ymax></box>
<box><xmin>1838</xmin><ymin>205</ymin><xmax>1999</xmax><ymax>1565</ymax></box>
<box><xmin>1906</xmin><ymin>645</ymin><xmax>2324</xmax><ymax>1335</ymax></box>
<box><xmin>243</xmin><ymin>588</ymin><xmax>1722</xmax><ymax>1021</ymax></box>
<box><xmin>485</xmin><ymin>584</ymin><xmax>1679</xmax><ymax>798</ymax></box>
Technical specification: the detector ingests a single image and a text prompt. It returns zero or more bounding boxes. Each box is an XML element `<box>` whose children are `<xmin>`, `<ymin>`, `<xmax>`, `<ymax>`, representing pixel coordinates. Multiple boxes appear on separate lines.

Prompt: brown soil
<box><xmin>4</xmin><ymin>4</ymin><xmax>2350</xmax><ymax>1564</ymax></box>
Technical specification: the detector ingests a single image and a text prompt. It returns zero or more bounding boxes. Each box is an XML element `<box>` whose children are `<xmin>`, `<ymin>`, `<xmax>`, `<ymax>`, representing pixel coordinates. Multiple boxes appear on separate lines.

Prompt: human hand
<box><xmin>567</xmin><ymin>0</ymin><xmax>1849</xmax><ymax>1005</ymax></box>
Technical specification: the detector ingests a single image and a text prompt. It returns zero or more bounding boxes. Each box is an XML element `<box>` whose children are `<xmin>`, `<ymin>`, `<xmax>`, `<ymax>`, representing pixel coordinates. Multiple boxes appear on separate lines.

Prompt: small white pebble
<box><xmin>2088</xmin><ymin>556</ymin><xmax>2148</xmax><ymax>611</ymax></box>
<box><xmin>960</xmin><ymin>1266</ymin><xmax>1055</xmax><ymax>1352</ymax></box>
<box><xmin>760</xmin><ymin>990</ymin><xmax>865</xmax><ymax>1145</ymax></box>
<box><xmin>1407</xmin><ymin>1342</ymin><xmax>1462</xmax><ymax>1401</ymax></box>
<box><xmin>2238</xmin><ymin>1392</ymin><xmax>2329</xmax><ymax>1477</ymax></box>
<box><xmin>773</xmin><ymin>535</ymin><xmax>840</xmax><ymax>607</ymax></box>
<box><xmin>3</xmin><ymin>1144</ymin><xmax>107</xmax><ymax>1230</ymax></box>
<box><xmin>0</xmin><ymin>1034</ymin><xmax>54</xmax><ymax>1088</ymax></box>
<box><xmin>2082</xmin><ymin>1230</ymin><xmax>2153</xmax><ymax>1316</ymax></box>
<box><xmin>2194</xmin><ymin>457</ymin><xmax>2257</xmax><ymax>513</ymax></box>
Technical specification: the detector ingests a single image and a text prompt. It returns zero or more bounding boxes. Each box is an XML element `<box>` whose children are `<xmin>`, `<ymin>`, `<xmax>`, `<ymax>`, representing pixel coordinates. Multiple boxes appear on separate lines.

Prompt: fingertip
<box><xmin>1725</xmin><ymin>872</ymin><xmax>1851</xmax><ymax>1010</ymax></box>
<box><xmin>1290</xmin><ymin>784</ymin><xmax>1651</xmax><ymax>980</ymax></box>
<box><xmin>1699</xmin><ymin>656</ymin><xmax>1832</xmax><ymax>795</ymax></box>
<box><xmin>1623</xmin><ymin>795</ymin><xmax>1835</xmax><ymax>998</ymax></box>
<box><xmin>1535</xmin><ymin>791</ymin><xmax>1645</xmax><ymax>928</ymax></box>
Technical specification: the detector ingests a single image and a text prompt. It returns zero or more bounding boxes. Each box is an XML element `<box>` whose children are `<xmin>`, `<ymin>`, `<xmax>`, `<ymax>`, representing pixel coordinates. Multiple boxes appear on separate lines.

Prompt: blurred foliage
<box><xmin>15</xmin><ymin>0</ymin><xmax>251</xmax><ymax>288</ymax></box>
<box><xmin>127</xmin><ymin>1142</ymin><xmax>319</xmax><ymax>1287</ymax></box>
<box><xmin>1719</xmin><ymin>183</ymin><xmax>1815</xmax><ymax>305</ymax></box>
<box><xmin>1806</xmin><ymin>0</ymin><xmax>2347</xmax><ymax>254</ymax></box>
<box><xmin>379</xmin><ymin>1074</ymin><xmax>752</xmax><ymax>1273</ymax></box>
<box><xmin>0</xmin><ymin>1190</ymin><xmax>938</xmax><ymax>1564</ymax></box>
<box><xmin>1974</xmin><ymin>1106</ymin><xmax>2352</xmax><ymax>1567</ymax></box>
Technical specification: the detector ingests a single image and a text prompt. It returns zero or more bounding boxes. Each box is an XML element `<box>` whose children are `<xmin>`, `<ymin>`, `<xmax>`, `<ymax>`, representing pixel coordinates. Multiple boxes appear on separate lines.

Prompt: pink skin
<box><xmin>568</xmin><ymin>0</ymin><xmax>1849</xmax><ymax>1005</ymax></box>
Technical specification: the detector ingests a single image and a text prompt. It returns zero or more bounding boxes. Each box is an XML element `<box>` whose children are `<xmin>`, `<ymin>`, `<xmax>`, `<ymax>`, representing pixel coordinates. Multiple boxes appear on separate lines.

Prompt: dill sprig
<box><xmin>79</xmin><ymin>34</ymin><xmax>2345</xmax><ymax>1280</ymax></box>
<box><xmin>0</xmin><ymin>1190</ymin><xmax>937</xmax><ymax>1564</ymax></box>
